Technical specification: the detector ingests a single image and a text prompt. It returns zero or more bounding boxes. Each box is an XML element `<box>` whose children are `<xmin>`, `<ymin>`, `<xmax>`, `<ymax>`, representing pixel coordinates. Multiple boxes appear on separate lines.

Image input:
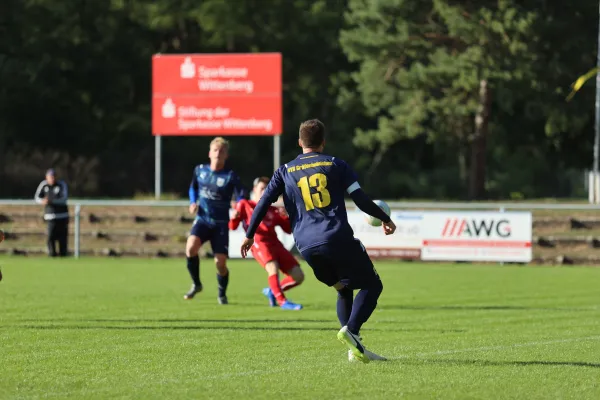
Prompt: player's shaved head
<box><xmin>299</xmin><ymin>119</ymin><xmax>325</xmax><ymax>149</ymax></box>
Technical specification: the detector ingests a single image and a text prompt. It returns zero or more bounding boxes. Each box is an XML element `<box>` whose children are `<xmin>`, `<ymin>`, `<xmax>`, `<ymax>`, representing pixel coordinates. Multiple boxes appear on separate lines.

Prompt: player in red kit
<box><xmin>229</xmin><ymin>177</ymin><xmax>305</xmax><ymax>310</ymax></box>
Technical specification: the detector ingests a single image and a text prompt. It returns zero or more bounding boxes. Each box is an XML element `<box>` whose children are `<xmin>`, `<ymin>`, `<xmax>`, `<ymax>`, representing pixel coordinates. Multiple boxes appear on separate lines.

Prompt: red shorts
<box><xmin>251</xmin><ymin>241</ymin><xmax>298</xmax><ymax>273</ymax></box>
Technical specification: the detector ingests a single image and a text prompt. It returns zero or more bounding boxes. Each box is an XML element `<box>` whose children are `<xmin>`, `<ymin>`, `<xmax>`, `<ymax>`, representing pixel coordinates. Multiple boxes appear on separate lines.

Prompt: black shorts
<box><xmin>190</xmin><ymin>219</ymin><xmax>229</xmax><ymax>256</ymax></box>
<box><xmin>300</xmin><ymin>239</ymin><xmax>380</xmax><ymax>290</ymax></box>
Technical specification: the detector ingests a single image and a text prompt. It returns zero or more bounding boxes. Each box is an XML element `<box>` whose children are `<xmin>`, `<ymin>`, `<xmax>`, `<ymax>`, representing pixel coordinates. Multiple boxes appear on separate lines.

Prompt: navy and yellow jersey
<box><xmin>251</xmin><ymin>152</ymin><xmax>361</xmax><ymax>252</ymax></box>
<box><xmin>189</xmin><ymin>164</ymin><xmax>247</xmax><ymax>226</ymax></box>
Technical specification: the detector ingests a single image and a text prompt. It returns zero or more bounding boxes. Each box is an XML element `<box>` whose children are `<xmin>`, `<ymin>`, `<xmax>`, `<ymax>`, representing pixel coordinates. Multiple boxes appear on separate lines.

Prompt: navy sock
<box><xmin>346</xmin><ymin>279</ymin><xmax>383</xmax><ymax>335</ymax></box>
<box><xmin>186</xmin><ymin>255</ymin><xmax>201</xmax><ymax>286</ymax></box>
<box><xmin>337</xmin><ymin>287</ymin><xmax>354</xmax><ymax>327</ymax></box>
<box><xmin>217</xmin><ymin>271</ymin><xmax>229</xmax><ymax>297</ymax></box>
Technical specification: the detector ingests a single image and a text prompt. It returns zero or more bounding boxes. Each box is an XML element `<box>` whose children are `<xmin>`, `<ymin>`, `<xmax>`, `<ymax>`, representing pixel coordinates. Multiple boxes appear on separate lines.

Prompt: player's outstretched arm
<box><xmin>276</xmin><ymin>211</ymin><xmax>292</xmax><ymax>234</ymax></box>
<box><xmin>228</xmin><ymin>201</ymin><xmax>245</xmax><ymax>230</ymax></box>
<box><xmin>336</xmin><ymin>157</ymin><xmax>392</xmax><ymax>225</ymax></box>
<box><xmin>188</xmin><ymin>167</ymin><xmax>199</xmax><ymax>214</ymax></box>
<box><xmin>349</xmin><ymin>188</ymin><xmax>396</xmax><ymax>235</ymax></box>
<box><xmin>335</xmin><ymin>157</ymin><xmax>396</xmax><ymax>235</ymax></box>
<box><xmin>241</xmin><ymin>168</ymin><xmax>284</xmax><ymax>257</ymax></box>
<box><xmin>349</xmin><ymin>188</ymin><xmax>390</xmax><ymax>223</ymax></box>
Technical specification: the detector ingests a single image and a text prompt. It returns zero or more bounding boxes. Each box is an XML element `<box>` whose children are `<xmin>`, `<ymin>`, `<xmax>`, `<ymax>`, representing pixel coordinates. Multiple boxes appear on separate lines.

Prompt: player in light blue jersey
<box><xmin>185</xmin><ymin>137</ymin><xmax>247</xmax><ymax>304</ymax></box>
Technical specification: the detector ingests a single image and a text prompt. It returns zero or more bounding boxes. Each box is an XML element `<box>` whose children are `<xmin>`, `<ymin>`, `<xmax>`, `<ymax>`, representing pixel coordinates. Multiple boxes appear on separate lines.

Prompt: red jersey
<box><xmin>229</xmin><ymin>199</ymin><xmax>292</xmax><ymax>244</ymax></box>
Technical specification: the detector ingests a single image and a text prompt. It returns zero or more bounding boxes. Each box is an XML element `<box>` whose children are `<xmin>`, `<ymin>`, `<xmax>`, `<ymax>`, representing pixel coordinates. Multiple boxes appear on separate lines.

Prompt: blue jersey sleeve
<box><xmin>189</xmin><ymin>166</ymin><xmax>199</xmax><ymax>204</ymax></box>
<box><xmin>350</xmin><ymin>189</ymin><xmax>391</xmax><ymax>223</ymax></box>
<box><xmin>263</xmin><ymin>167</ymin><xmax>285</xmax><ymax>201</ymax></box>
<box><xmin>245</xmin><ymin>167</ymin><xmax>285</xmax><ymax>238</ymax></box>
<box><xmin>335</xmin><ymin>158</ymin><xmax>360</xmax><ymax>194</ymax></box>
<box><xmin>336</xmin><ymin>159</ymin><xmax>389</xmax><ymax>223</ymax></box>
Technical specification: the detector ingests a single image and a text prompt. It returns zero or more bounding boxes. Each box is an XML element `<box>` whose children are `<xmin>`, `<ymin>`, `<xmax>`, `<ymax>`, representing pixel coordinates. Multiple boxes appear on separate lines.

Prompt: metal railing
<box><xmin>1</xmin><ymin>198</ymin><xmax>599</xmax><ymax>258</ymax></box>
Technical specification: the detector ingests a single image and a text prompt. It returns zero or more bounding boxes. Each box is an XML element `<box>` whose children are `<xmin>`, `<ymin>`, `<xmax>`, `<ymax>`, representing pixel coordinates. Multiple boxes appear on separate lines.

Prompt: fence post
<box><xmin>499</xmin><ymin>206</ymin><xmax>505</xmax><ymax>266</ymax></box>
<box><xmin>74</xmin><ymin>203</ymin><xmax>81</xmax><ymax>259</ymax></box>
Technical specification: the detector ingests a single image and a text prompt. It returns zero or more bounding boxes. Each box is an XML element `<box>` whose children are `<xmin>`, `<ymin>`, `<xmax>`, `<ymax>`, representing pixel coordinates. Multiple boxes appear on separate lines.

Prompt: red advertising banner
<box><xmin>152</xmin><ymin>53</ymin><xmax>281</xmax><ymax>136</ymax></box>
<box><xmin>152</xmin><ymin>97</ymin><xmax>281</xmax><ymax>135</ymax></box>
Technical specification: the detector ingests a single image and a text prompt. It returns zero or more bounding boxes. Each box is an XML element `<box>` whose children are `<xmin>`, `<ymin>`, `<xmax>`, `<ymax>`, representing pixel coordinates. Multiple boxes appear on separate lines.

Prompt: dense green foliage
<box><xmin>0</xmin><ymin>0</ymin><xmax>597</xmax><ymax>199</ymax></box>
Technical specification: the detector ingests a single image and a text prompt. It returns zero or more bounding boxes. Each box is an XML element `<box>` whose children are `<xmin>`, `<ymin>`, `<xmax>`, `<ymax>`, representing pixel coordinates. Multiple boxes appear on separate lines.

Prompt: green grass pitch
<box><xmin>0</xmin><ymin>256</ymin><xmax>599</xmax><ymax>399</ymax></box>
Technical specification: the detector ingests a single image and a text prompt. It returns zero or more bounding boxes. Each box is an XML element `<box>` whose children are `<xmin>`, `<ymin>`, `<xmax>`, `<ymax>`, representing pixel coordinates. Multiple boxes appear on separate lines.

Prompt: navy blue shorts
<box><xmin>300</xmin><ymin>239</ymin><xmax>380</xmax><ymax>289</ymax></box>
<box><xmin>190</xmin><ymin>219</ymin><xmax>229</xmax><ymax>256</ymax></box>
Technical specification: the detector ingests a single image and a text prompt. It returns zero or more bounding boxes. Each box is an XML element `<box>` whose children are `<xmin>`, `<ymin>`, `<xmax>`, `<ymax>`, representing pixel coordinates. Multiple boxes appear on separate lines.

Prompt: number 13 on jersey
<box><xmin>297</xmin><ymin>173</ymin><xmax>331</xmax><ymax>211</ymax></box>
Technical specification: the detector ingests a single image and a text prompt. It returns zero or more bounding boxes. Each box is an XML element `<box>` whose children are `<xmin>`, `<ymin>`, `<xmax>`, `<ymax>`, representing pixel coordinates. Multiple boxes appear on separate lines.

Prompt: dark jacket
<box><xmin>34</xmin><ymin>180</ymin><xmax>69</xmax><ymax>220</ymax></box>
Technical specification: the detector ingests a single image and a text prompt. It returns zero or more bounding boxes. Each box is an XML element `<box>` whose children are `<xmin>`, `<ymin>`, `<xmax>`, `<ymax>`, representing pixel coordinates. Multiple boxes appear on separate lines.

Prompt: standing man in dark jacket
<box><xmin>34</xmin><ymin>169</ymin><xmax>69</xmax><ymax>257</ymax></box>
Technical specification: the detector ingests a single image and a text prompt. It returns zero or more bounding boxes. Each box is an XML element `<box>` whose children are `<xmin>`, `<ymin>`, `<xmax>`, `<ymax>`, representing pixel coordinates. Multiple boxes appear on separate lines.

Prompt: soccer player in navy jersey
<box><xmin>240</xmin><ymin>119</ymin><xmax>396</xmax><ymax>363</ymax></box>
<box><xmin>185</xmin><ymin>137</ymin><xmax>247</xmax><ymax>305</ymax></box>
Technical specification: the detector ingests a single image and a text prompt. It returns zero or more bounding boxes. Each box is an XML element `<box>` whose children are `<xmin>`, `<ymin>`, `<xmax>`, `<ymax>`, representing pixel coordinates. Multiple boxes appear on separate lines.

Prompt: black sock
<box><xmin>347</xmin><ymin>279</ymin><xmax>383</xmax><ymax>335</ymax></box>
<box><xmin>217</xmin><ymin>271</ymin><xmax>229</xmax><ymax>297</ymax></box>
<box><xmin>337</xmin><ymin>287</ymin><xmax>354</xmax><ymax>327</ymax></box>
<box><xmin>186</xmin><ymin>255</ymin><xmax>201</xmax><ymax>286</ymax></box>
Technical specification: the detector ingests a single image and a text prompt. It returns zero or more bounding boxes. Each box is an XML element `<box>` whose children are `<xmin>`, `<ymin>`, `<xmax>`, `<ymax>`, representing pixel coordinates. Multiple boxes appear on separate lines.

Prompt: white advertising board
<box><xmin>420</xmin><ymin>211</ymin><xmax>532</xmax><ymax>262</ymax></box>
<box><xmin>228</xmin><ymin>209</ymin><xmax>532</xmax><ymax>263</ymax></box>
<box><xmin>347</xmin><ymin>210</ymin><xmax>423</xmax><ymax>259</ymax></box>
<box><xmin>226</xmin><ymin>209</ymin><xmax>295</xmax><ymax>259</ymax></box>
<box><xmin>229</xmin><ymin>210</ymin><xmax>424</xmax><ymax>260</ymax></box>
<box><xmin>228</xmin><ymin>225</ymin><xmax>294</xmax><ymax>259</ymax></box>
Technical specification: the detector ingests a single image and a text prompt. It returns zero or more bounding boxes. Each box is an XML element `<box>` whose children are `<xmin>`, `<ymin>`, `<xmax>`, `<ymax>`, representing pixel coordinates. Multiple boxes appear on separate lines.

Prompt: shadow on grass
<box><xmin>19</xmin><ymin>318</ymin><xmax>335</xmax><ymax>324</ymax></box>
<box><xmin>15</xmin><ymin>323</ymin><xmax>466</xmax><ymax>333</ymax></box>
<box><xmin>399</xmin><ymin>358</ymin><xmax>600</xmax><ymax>368</ymax></box>
<box><xmin>379</xmin><ymin>305</ymin><xmax>595</xmax><ymax>312</ymax></box>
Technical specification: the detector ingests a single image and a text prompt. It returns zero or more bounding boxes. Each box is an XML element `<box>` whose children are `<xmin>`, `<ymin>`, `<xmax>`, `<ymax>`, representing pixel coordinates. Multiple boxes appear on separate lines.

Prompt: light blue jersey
<box><xmin>189</xmin><ymin>164</ymin><xmax>247</xmax><ymax>226</ymax></box>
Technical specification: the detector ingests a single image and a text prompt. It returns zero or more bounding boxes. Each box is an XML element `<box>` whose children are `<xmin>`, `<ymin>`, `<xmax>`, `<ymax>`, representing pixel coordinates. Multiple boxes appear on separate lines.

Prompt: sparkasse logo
<box><xmin>441</xmin><ymin>218</ymin><xmax>511</xmax><ymax>238</ymax></box>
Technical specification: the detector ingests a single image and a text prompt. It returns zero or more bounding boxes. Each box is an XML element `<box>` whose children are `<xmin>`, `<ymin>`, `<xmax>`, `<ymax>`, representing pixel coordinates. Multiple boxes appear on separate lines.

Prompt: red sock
<box><xmin>280</xmin><ymin>276</ymin><xmax>300</xmax><ymax>291</ymax></box>
<box><xmin>268</xmin><ymin>275</ymin><xmax>286</xmax><ymax>305</ymax></box>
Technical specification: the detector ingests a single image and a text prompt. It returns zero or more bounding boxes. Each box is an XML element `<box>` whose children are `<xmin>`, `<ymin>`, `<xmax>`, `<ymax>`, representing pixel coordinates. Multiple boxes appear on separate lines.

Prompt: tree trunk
<box><xmin>469</xmin><ymin>79</ymin><xmax>491</xmax><ymax>200</ymax></box>
<box><xmin>458</xmin><ymin>144</ymin><xmax>468</xmax><ymax>196</ymax></box>
<box><xmin>227</xmin><ymin>35</ymin><xmax>235</xmax><ymax>52</ymax></box>
<box><xmin>366</xmin><ymin>147</ymin><xmax>387</xmax><ymax>179</ymax></box>
<box><xmin>457</xmin><ymin>118</ymin><xmax>469</xmax><ymax>197</ymax></box>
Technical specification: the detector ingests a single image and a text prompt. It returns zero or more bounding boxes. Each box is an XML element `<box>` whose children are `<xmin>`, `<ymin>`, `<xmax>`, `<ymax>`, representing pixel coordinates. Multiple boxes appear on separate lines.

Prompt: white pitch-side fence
<box><xmin>1</xmin><ymin>199</ymin><xmax>599</xmax><ymax>258</ymax></box>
